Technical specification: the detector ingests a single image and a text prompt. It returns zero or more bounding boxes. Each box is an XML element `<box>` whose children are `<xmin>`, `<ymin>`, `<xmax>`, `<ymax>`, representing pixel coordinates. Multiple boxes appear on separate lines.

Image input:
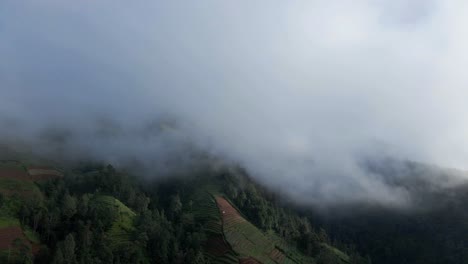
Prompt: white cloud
<box><xmin>1</xmin><ymin>0</ymin><xmax>468</xmax><ymax>206</ymax></box>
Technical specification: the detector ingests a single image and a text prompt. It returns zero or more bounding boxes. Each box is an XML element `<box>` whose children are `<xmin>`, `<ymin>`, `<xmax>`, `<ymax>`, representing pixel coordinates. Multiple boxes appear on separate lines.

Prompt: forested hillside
<box><xmin>0</xmin><ymin>160</ymin><xmax>369</xmax><ymax>264</ymax></box>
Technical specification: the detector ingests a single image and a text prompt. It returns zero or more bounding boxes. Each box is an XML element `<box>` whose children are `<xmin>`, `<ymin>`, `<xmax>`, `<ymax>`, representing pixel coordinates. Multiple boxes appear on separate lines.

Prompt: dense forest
<box><xmin>319</xmin><ymin>204</ymin><xmax>468</xmax><ymax>264</ymax></box>
<box><xmin>2</xmin><ymin>159</ymin><xmax>468</xmax><ymax>264</ymax></box>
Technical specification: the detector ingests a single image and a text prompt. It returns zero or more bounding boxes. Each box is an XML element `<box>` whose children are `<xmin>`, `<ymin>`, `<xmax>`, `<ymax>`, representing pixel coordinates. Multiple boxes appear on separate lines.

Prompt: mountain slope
<box><xmin>190</xmin><ymin>178</ymin><xmax>351</xmax><ymax>264</ymax></box>
<box><xmin>0</xmin><ymin>160</ymin><xmax>62</xmax><ymax>263</ymax></box>
<box><xmin>0</xmin><ymin>160</ymin><xmax>369</xmax><ymax>263</ymax></box>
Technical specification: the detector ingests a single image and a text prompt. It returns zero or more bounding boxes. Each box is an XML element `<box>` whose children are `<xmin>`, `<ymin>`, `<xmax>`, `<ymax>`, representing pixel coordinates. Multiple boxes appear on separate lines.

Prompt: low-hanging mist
<box><xmin>2</xmin><ymin>0</ymin><xmax>468</xmax><ymax>207</ymax></box>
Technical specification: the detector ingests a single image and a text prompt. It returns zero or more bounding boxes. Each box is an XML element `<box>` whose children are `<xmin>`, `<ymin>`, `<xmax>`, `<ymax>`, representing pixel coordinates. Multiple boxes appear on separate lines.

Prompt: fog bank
<box><xmin>2</xmin><ymin>0</ymin><xmax>468</xmax><ymax>206</ymax></box>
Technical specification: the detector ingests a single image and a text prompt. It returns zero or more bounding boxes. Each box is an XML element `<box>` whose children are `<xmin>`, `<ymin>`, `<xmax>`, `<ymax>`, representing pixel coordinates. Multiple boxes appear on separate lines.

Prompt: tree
<box><xmin>52</xmin><ymin>234</ymin><xmax>77</xmax><ymax>264</ymax></box>
<box><xmin>52</xmin><ymin>247</ymin><xmax>65</xmax><ymax>264</ymax></box>
<box><xmin>317</xmin><ymin>249</ymin><xmax>341</xmax><ymax>264</ymax></box>
<box><xmin>185</xmin><ymin>249</ymin><xmax>209</xmax><ymax>264</ymax></box>
<box><xmin>193</xmin><ymin>251</ymin><xmax>209</xmax><ymax>264</ymax></box>
<box><xmin>62</xmin><ymin>194</ymin><xmax>77</xmax><ymax>219</ymax></box>
<box><xmin>12</xmin><ymin>238</ymin><xmax>33</xmax><ymax>264</ymax></box>
<box><xmin>168</xmin><ymin>194</ymin><xmax>182</xmax><ymax>220</ymax></box>
<box><xmin>77</xmin><ymin>194</ymin><xmax>90</xmax><ymax>217</ymax></box>
<box><xmin>318</xmin><ymin>228</ymin><xmax>329</xmax><ymax>243</ymax></box>
<box><xmin>134</xmin><ymin>194</ymin><xmax>150</xmax><ymax>214</ymax></box>
<box><xmin>62</xmin><ymin>233</ymin><xmax>77</xmax><ymax>264</ymax></box>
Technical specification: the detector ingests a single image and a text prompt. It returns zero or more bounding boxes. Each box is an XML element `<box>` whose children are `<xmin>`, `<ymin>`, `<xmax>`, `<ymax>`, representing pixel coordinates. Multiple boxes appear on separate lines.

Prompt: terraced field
<box><xmin>0</xmin><ymin>161</ymin><xmax>44</xmax><ymax>257</ymax></box>
<box><xmin>0</xmin><ymin>163</ymin><xmax>43</xmax><ymax>260</ymax></box>
<box><xmin>216</xmin><ymin>196</ymin><xmax>290</xmax><ymax>264</ymax></box>
<box><xmin>0</xmin><ymin>164</ymin><xmax>43</xmax><ymax>213</ymax></box>
<box><xmin>190</xmin><ymin>183</ymin><xmax>321</xmax><ymax>264</ymax></box>
<box><xmin>0</xmin><ymin>160</ymin><xmax>62</xmax><ymax>182</ymax></box>
<box><xmin>239</xmin><ymin>257</ymin><xmax>262</xmax><ymax>264</ymax></box>
<box><xmin>0</xmin><ymin>167</ymin><xmax>30</xmax><ymax>181</ymax></box>
<box><xmin>0</xmin><ymin>216</ymin><xmax>37</xmax><ymax>261</ymax></box>
<box><xmin>90</xmin><ymin>195</ymin><xmax>136</xmax><ymax>249</ymax></box>
<box><xmin>192</xmin><ymin>189</ymin><xmax>239</xmax><ymax>264</ymax></box>
<box><xmin>0</xmin><ymin>226</ymin><xmax>30</xmax><ymax>250</ymax></box>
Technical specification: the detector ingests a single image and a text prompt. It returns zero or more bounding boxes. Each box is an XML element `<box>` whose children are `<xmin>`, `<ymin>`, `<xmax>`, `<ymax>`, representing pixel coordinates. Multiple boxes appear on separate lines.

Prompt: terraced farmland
<box><xmin>0</xmin><ymin>160</ymin><xmax>62</xmax><ymax>182</ymax></box>
<box><xmin>0</xmin><ymin>217</ymin><xmax>38</xmax><ymax>261</ymax></box>
<box><xmin>0</xmin><ymin>163</ymin><xmax>45</xmax><ymax>261</ymax></box>
<box><xmin>216</xmin><ymin>196</ymin><xmax>278</xmax><ymax>263</ymax></box>
<box><xmin>0</xmin><ymin>226</ymin><xmax>31</xmax><ymax>250</ymax></box>
<box><xmin>215</xmin><ymin>196</ymin><xmax>311</xmax><ymax>264</ymax></box>
<box><xmin>0</xmin><ymin>167</ymin><xmax>30</xmax><ymax>181</ymax></box>
<box><xmin>0</xmin><ymin>177</ymin><xmax>42</xmax><ymax>199</ymax></box>
<box><xmin>0</xmin><ymin>166</ymin><xmax>43</xmax><ymax>215</ymax></box>
<box><xmin>192</xmin><ymin>190</ymin><xmax>222</xmax><ymax>230</ymax></box>
<box><xmin>192</xmin><ymin>190</ymin><xmax>239</xmax><ymax>264</ymax></box>
<box><xmin>190</xmin><ymin>184</ymin><xmax>320</xmax><ymax>264</ymax></box>
<box><xmin>89</xmin><ymin>195</ymin><xmax>136</xmax><ymax>249</ymax></box>
<box><xmin>240</xmin><ymin>257</ymin><xmax>261</xmax><ymax>264</ymax></box>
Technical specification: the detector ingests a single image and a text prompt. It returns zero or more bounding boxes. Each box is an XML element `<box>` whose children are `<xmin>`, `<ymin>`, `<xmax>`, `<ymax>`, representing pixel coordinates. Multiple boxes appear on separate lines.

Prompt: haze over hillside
<box><xmin>2</xmin><ymin>0</ymin><xmax>468</xmax><ymax>208</ymax></box>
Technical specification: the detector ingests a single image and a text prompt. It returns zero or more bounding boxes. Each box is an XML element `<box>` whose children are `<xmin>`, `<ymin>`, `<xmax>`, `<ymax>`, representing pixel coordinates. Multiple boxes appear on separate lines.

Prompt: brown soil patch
<box><xmin>0</xmin><ymin>226</ymin><xmax>31</xmax><ymax>251</ymax></box>
<box><xmin>215</xmin><ymin>196</ymin><xmax>246</xmax><ymax>226</ymax></box>
<box><xmin>0</xmin><ymin>168</ymin><xmax>31</xmax><ymax>180</ymax></box>
<box><xmin>204</xmin><ymin>235</ymin><xmax>231</xmax><ymax>256</ymax></box>
<box><xmin>0</xmin><ymin>189</ymin><xmax>35</xmax><ymax>199</ymax></box>
<box><xmin>269</xmin><ymin>248</ymin><xmax>285</xmax><ymax>263</ymax></box>
<box><xmin>0</xmin><ymin>164</ymin><xmax>62</xmax><ymax>182</ymax></box>
<box><xmin>239</xmin><ymin>257</ymin><xmax>261</xmax><ymax>264</ymax></box>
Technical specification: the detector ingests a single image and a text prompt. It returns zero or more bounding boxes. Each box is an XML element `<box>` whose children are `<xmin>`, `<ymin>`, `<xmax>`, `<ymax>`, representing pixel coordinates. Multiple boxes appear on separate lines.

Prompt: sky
<box><xmin>1</xmin><ymin>0</ymin><xmax>468</xmax><ymax>206</ymax></box>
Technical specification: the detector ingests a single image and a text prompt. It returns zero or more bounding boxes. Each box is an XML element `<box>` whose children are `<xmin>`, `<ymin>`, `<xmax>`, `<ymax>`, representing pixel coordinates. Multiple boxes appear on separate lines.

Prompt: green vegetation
<box><xmin>0</xmin><ymin>159</ymin><xmax>467</xmax><ymax>264</ymax></box>
<box><xmin>320</xmin><ymin>243</ymin><xmax>349</xmax><ymax>263</ymax></box>
<box><xmin>267</xmin><ymin>232</ymin><xmax>315</xmax><ymax>264</ymax></box>
<box><xmin>0</xmin><ymin>178</ymin><xmax>37</xmax><ymax>193</ymax></box>
<box><xmin>219</xmin><ymin>196</ymin><xmax>275</xmax><ymax>263</ymax></box>
<box><xmin>0</xmin><ymin>196</ymin><xmax>23</xmax><ymax>224</ymax></box>
<box><xmin>187</xmin><ymin>175</ymin><xmax>354</xmax><ymax>264</ymax></box>
<box><xmin>0</xmin><ymin>162</ymin><xmax>41</xmax><ymax>264</ymax></box>
<box><xmin>0</xmin><ymin>161</ymin><xmax>370</xmax><ymax>264</ymax></box>
<box><xmin>0</xmin><ymin>160</ymin><xmax>27</xmax><ymax>171</ymax></box>
<box><xmin>90</xmin><ymin>195</ymin><xmax>136</xmax><ymax>249</ymax></box>
<box><xmin>192</xmin><ymin>190</ymin><xmax>221</xmax><ymax>233</ymax></box>
<box><xmin>191</xmin><ymin>188</ymin><xmax>238</xmax><ymax>263</ymax></box>
<box><xmin>24</xmin><ymin>226</ymin><xmax>40</xmax><ymax>244</ymax></box>
<box><xmin>220</xmin><ymin>173</ymin><xmax>364</xmax><ymax>264</ymax></box>
<box><xmin>0</xmin><ymin>216</ymin><xmax>20</xmax><ymax>228</ymax></box>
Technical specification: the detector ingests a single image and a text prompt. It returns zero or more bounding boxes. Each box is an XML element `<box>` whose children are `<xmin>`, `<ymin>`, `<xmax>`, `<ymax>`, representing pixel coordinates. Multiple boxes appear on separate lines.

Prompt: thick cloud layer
<box><xmin>1</xmin><ymin>0</ymin><xmax>468</xmax><ymax>206</ymax></box>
